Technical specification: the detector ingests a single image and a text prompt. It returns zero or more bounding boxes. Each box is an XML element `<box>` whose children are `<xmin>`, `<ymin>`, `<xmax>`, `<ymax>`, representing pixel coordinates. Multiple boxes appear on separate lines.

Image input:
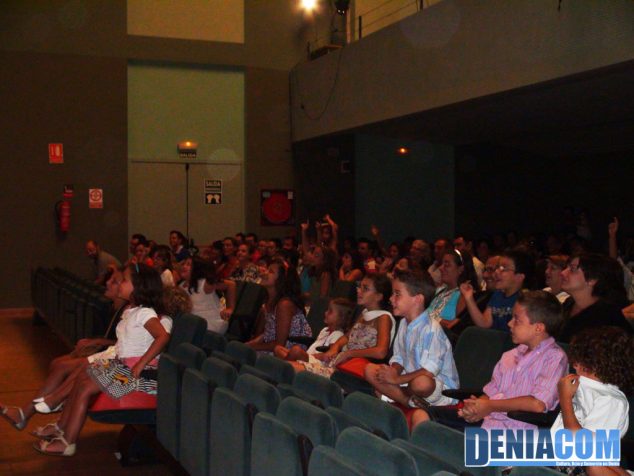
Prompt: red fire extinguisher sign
<box><xmin>49</xmin><ymin>143</ymin><xmax>64</xmax><ymax>164</ymax></box>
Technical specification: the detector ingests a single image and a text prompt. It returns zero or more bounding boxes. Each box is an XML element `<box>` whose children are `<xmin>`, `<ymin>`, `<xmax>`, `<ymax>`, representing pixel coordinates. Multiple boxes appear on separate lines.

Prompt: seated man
<box><xmin>85</xmin><ymin>240</ymin><xmax>121</xmax><ymax>285</ymax></box>
<box><xmin>412</xmin><ymin>290</ymin><xmax>568</xmax><ymax>431</ymax></box>
<box><xmin>460</xmin><ymin>248</ymin><xmax>534</xmax><ymax>331</ymax></box>
<box><xmin>428</xmin><ymin>238</ymin><xmax>453</xmax><ymax>287</ymax></box>
<box><xmin>365</xmin><ymin>269</ymin><xmax>458</xmax><ymax>408</ymax></box>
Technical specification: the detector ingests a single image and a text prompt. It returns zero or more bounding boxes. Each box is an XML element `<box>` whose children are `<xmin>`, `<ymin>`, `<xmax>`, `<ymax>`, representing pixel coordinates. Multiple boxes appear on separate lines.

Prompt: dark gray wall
<box><xmin>0</xmin><ymin>1</ymin><xmax>310</xmax><ymax>307</ymax></box>
<box><xmin>355</xmin><ymin>134</ymin><xmax>454</xmax><ymax>244</ymax></box>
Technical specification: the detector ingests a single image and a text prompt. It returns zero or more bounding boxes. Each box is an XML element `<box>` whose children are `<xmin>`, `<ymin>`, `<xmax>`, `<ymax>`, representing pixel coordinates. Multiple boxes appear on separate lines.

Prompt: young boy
<box><xmin>412</xmin><ymin>290</ymin><xmax>568</xmax><ymax>430</ymax></box>
<box><xmin>552</xmin><ymin>326</ymin><xmax>631</xmax><ymax>435</ymax></box>
<box><xmin>365</xmin><ymin>269</ymin><xmax>459</xmax><ymax>408</ymax></box>
<box><xmin>460</xmin><ymin>249</ymin><xmax>534</xmax><ymax>331</ymax></box>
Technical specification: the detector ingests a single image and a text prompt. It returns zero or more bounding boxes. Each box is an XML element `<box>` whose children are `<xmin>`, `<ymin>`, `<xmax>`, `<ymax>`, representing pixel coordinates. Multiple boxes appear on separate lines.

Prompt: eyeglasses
<box><xmin>495</xmin><ymin>265</ymin><xmax>515</xmax><ymax>273</ymax></box>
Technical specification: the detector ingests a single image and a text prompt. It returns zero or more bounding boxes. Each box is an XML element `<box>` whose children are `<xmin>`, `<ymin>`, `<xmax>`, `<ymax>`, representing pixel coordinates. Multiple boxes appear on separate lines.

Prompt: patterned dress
<box><xmin>302</xmin><ymin>321</ymin><xmax>379</xmax><ymax>378</ymax></box>
<box><xmin>259</xmin><ymin>303</ymin><xmax>312</xmax><ymax>355</ymax></box>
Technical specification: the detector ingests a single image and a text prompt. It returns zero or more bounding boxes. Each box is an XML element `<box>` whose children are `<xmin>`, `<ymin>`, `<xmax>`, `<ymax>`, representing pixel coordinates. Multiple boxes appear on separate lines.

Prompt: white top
<box><xmin>161</xmin><ymin>269</ymin><xmax>175</xmax><ymax>287</ymax></box>
<box><xmin>543</xmin><ymin>287</ymin><xmax>570</xmax><ymax>303</ymax></box>
<box><xmin>551</xmin><ymin>376</ymin><xmax>629</xmax><ymax>435</ymax></box>
<box><xmin>428</xmin><ymin>263</ymin><xmax>442</xmax><ymax>287</ymax></box>
<box><xmin>115</xmin><ymin>306</ymin><xmax>173</xmax><ymax>359</ymax></box>
<box><xmin>182</xmin><ymin>279</ymin><xmax>227</xmax><ymax>334</ymax></box>
<box><xmin>307</xmin><ymin>327</ymin><xmax>344</xmax><ymax>355</ymax></box>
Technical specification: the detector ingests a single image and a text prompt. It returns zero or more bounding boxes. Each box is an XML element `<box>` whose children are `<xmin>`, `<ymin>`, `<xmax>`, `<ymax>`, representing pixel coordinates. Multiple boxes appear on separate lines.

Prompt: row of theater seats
<box><xmin>31</xmin><ymin>267</ymin><xmax>113</xmax><ymax>345</ymax></box>
<box><xmin>154</xmin><ymin>328</ymin><xmax>566</xmax><ymax>476</ymax></box>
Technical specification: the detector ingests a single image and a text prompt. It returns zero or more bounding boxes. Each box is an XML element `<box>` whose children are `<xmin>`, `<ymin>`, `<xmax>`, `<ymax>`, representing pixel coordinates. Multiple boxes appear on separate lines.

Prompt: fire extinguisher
<box><xmin>55</xmin><ymin>185</ymin><xmax>74</xmax><ymax>233</ymax></box>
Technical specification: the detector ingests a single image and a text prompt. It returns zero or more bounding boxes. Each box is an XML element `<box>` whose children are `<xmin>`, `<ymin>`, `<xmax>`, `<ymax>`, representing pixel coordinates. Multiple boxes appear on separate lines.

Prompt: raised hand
<box><xmin>608</xmin><ymin>217</ymin><xmax>619</xmax><ymax>237</ymax></box>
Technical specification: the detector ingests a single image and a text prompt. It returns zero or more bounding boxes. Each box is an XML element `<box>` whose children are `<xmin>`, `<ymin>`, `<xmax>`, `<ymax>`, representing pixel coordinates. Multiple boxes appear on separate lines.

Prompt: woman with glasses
<box><xmin>558</xmin><ymin>253</ymin><xmax>630</xmax><ymax>343</ymax></box>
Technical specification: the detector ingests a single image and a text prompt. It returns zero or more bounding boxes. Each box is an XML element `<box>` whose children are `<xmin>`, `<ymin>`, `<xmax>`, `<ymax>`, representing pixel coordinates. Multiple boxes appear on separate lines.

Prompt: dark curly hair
<box><xmin>568</xmin><ymin>326</ymin><xmax>634</xmax><ymax>396</ymax></box>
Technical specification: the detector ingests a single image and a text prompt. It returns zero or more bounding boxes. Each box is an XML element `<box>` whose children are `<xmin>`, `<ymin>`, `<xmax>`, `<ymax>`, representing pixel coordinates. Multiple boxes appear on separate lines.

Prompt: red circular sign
<box><xmin>262</xmin><ymin>193</ymin><xmax>292</xmax><ymax>224</ymax></box>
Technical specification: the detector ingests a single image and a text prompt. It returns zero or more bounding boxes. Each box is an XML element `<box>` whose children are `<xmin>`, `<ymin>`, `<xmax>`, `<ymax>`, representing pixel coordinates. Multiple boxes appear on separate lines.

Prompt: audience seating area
<box><xmin>32</xmin><ymin>267</ymin><xmax>113</xmax><ymax>345</ymax></box>
<box><xmin>146</xmin><ymin>328</ymin><xmax>520</xmax><ymax>476</ymax></box>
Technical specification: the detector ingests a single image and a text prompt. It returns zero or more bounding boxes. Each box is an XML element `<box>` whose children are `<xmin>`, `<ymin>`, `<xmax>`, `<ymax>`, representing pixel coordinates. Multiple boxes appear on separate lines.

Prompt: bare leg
<box><xmin>410</xmin><ymin>409</ymin><xmax>431</xmax><ymax>431</ymax></box>
<box><xmin>273</xmin><ymin>345</ymin><xmax>289</xmax><ymax>359</ymax></box>
<box><xmin>364</xmin><ymin>363</ymin><xmax>412</xmax><ymax>406</ymax></box>
<box><xmin>0</xmin><ymin>355</ymin><xmax>86</xmax><ymax>426</ymax></box>
<box><xmin>286</xmin><ymin>346</ymin><xmax>309</xmax><ymax>362</ymax></box>
<box><xmin>41</xmin><ymin>361</ymin><xmax>89</xmax><ymax>410</ymax></box>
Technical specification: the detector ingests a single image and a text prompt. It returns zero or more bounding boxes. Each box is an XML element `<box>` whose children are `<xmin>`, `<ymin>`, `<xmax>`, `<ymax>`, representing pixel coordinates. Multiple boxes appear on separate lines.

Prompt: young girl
<box><xmin>274</xmin><ymin>297</ymin><xmax>356</xmax><ymax>370</ymax></box>
<box><xmin>152</xmin><ymin>244</ymin><xmax>175</xmax><ymax>287</ymax></box>
<box><xmin>301</xmin><ymin>273</ymin><xmax>395</xmax><ymax>378</ymax></box>
<box><xmin>0</xmin><ymin>266</ymin><xmax>133</xmax><ymax>427</ymax></box>
<box><xmin>24</xmin><ymin>264</ymin><xmax>172</xmax><ymax>456</ymax></box>
<box><xmin>552</xmin><ymin>326</ymin><xmax>633</xmax><ymax>475</ymax></box>
<box><xmin>339</xmin><ymin>251</ymin><xmax>365</xmax><ymax>283</ymax></box>
<box><xmin>246</xmin><ymin>259</ymin><xmax>312</xmax><ymax>354</ymax></box>
<box><xmin>179</xmin><ymin>256</ymin><xmax>236</xmax><ymax>334</ymax></box>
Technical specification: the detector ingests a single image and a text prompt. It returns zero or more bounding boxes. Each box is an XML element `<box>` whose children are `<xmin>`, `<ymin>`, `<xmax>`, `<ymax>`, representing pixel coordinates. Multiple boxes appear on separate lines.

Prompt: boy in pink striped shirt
<box><xmin>412</xmin><ymin>290</ymin><xmax>568</xmax><ymax>430</ymax></box>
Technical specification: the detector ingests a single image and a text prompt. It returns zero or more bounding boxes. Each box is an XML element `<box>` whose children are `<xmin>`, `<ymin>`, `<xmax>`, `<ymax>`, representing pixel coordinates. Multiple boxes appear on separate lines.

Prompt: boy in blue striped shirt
<box><xmin>365</xmin><ymin>269</ymin><xmax>459</xmax><ymax>407</ymax></box>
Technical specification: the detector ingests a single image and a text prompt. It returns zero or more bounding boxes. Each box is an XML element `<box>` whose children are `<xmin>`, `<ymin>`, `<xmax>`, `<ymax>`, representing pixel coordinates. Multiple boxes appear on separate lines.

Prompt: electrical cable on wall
<box><xmin>292</xmin><ymin>45</ymin><xmax>345</xmax><ymax>121</ymax></box>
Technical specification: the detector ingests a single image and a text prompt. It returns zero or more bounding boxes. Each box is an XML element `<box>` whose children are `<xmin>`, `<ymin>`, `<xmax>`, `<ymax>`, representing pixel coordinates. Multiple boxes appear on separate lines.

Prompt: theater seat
<box><xmin>278</xmin><ymin>371</ymin><xmax>344</xmax><ymax>408</ymax></box>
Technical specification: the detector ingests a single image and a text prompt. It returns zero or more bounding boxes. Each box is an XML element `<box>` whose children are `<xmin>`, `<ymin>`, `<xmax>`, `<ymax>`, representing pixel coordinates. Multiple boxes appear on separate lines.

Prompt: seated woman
<box><xmin>338</xmin><ymin>251</ymin><xmax>365</xmax><ymax>283</ymax></box>
<box><xmin>179</xmin><ymin>256</ymin><xmax>235</xmax><ymax>334</ymax></box>
<box><xmin>0</xmin><ymin>267</ymin><xmax>129</xmax><ymax>430</ymax></box>
<box><xmin>427</xmin><ymin>250</ymin><xmax>480</xmax><ymax>329</ymax></box>
<box><xmin>274</xmin><ymin>297</ymin><xmax>356</xmax><ymax>370</ymax></box>
<box><xmin>558</xmin><ymin>253</ymin><xmax>632</xmax><ymax>342</ymax></box>
<box><xmin>230</xmin><ymin>243</ymin><xmax>261</xmax><ymax>283</ymax></box>
<box><xmin>25</xmin><ymin>264</ymin><xmax>173</xmax><ymax>456</ymax></box>
<box><xmin>246</xmin><ymin>259</ymin><xmax>312</xmax><ymax>354</ymax></box>
<box><xmin>301</xmin><ymin>273</ymin><xmax>395</xmax><ymax>378</ymax></box>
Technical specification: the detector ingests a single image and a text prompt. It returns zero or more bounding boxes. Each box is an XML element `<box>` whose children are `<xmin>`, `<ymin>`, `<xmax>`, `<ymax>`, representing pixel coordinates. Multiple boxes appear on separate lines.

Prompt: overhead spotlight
<box><xmin>301</xmin><ymin>0</ymin><xmax>318</xmax><ymax>12</ymax></box>
<box><xmin>396</xmin><ymin>146</ymin><xmax>410</xmax><ymax>156</ymax></box>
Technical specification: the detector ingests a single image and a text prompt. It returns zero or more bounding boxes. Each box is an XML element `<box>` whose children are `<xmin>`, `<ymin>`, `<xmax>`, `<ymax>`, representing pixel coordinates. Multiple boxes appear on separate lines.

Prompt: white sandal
<box><xmin>0</xmin><ymin>405</ymin><xmax>26</xmax><ymax>430</ymax></box>
<box><xmin>30</xmin><ymin>421</ymin><xmax>64</xmax><ymax>440</ymax></box>
<box><xmin>33</xmin><ymin>435</ymin><xmax>76</xmax><ymax>457</ymax></box>
<box><xmin>34</xmin><ymin>400</ymin><xmax>64</xmax><ymax>414</ymax></box>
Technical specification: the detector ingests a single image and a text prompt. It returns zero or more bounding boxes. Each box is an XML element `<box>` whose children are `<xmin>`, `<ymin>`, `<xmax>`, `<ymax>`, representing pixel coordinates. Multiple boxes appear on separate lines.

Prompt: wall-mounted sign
<box><xmin>178</xmin><ymin>140</ymin><xmax>198</xmax><ymax>159</ymax></box>
<box><xmin>89</xmin><ymin>188</ymin><xmax>103</xmax><ymax>209</ymax></box>
<box><xmin>261</xmin><ymin>189</ymin><xmax>295</xmax><ymax>226</ymax></box>
<box><xmin>204</xmin><ymin>179</ymin><xmax>222</xmax><ymax>205</ymax></box>
<box><xmin>49</xmin><ymin>143</ymin><xmax>64</xmax><ymax>164</ymax></box>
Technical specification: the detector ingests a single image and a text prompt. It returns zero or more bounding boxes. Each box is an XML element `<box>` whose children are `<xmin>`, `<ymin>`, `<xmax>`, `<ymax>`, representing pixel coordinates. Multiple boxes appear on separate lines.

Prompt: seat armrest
<box><xmin>441</xmin><ymin>388</ymin><xmax>484</xmax><ymax>400</ymax></box>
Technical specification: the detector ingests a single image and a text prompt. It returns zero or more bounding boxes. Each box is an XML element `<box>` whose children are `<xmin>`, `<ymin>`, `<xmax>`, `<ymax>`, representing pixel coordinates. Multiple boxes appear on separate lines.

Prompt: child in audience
<box><xmin>411</xmin><ymin>290</ymin><xmax>568</xmax><ymax>431</ymax></box>
<box><xmin>544</xmin><ymin>254</ymin><xmax>570</xmax><ymax>303</ymax></box>
<box><xmin>301</xmin><ymin>274</ymin><xmax>395</xmax><ymax>378</ymax></box>
<box><xmin>460</xmin><ymin>249</ymin><xmax>533</xmax><ymax>331</ymax></box>
<box><xmin>552</xmin><ymin>326</ymin><xmax>632</xmax><ymax>435</ymax></box>
<box><xmin>365</xmin><ymin>269</ymin><xmax>459</xmax><ymax>407</ymax></box>
<box><xmin>152</xmin><ymin>244</ymin><xmax>175</xmax><ymax>287</ymax></box>
<box><xmin>179</xmin><ymin>256</ymin><xmax>236</xmax><ymax>334</ymax></box>
<box><xmin>0</xmin><ymin>269</ymin><xmax>125</xmax><ymax>430</ymax></box>
<box><xmin>552</xmin><ymin>326</ymin><xmax>632</xmax><ymax>476</ymax></box>
<box><xmin>246</xmin><ymin>258</ymin><xmax>312</xmax><ymax>353</ymax></box>
<box><xmin>274</xmin><ymin>297</ymin><xmax>356</xmax><ymax>370</ymax></box>
<box><xmin>11</xmin><ymin>264</ymin><xmax>172</xmax><ymax>456</ymax></box>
